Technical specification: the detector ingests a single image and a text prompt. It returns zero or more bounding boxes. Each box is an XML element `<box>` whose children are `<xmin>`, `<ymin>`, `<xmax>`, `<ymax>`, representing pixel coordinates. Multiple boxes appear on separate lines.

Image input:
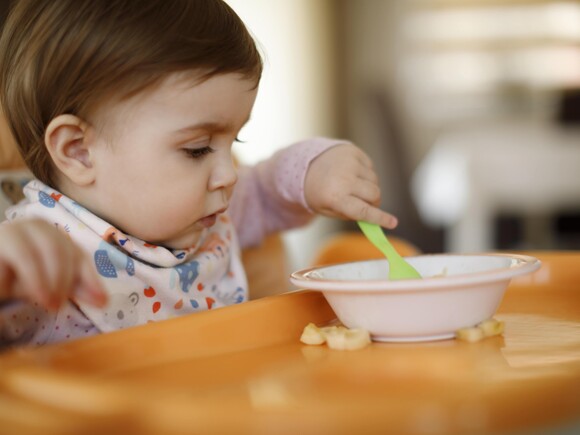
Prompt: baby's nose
<box><xmin>208</xmin><ymin>157</ymin><xmax>237</xmax><ymax>191</ymax></box>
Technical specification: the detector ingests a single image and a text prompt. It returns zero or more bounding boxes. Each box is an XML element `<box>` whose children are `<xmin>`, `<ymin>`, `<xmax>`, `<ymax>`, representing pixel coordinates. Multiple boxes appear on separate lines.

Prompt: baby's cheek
<box><xmin>122</xmin><ymin>210</ymin><xmax>180</xmax><ymax>241</ymax></box>
<box><xmin>226</xmin><ymin>185</ymin><xmax>236</xmax><ymax>200</ymax></box>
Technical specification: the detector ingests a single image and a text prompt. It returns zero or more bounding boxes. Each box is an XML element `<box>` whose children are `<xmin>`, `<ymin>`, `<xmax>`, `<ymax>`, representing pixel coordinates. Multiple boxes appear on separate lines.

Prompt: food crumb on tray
<box><xmin>456</xmin><ymin>318</ymin><xmax>505</xmax><ymax>342</ymax></box>
<box><xmin>300</xmin><ymin>323</ymin><xmax>371</xmax><ymax>350</ymax></box>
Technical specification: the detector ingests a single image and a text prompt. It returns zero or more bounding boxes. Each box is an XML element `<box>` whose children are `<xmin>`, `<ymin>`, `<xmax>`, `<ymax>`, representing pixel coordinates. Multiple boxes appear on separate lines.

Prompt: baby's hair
<box><xmin>0</xmin><ymin>0</ymin><xmax>262</xmax><ymax>188</ymax></box>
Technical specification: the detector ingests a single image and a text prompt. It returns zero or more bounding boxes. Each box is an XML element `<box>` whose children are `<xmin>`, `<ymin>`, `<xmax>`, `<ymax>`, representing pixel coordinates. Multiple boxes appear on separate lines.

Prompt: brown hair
<box><xmin>0</xmin><ymin>0</ymin><xmax>262</xmax><ymax>187</ymax></box>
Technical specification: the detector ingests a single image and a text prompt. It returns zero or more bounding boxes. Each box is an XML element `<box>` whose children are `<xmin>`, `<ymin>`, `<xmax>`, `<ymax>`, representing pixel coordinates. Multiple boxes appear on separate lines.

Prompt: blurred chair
<box><xmin>241</xmin><ymin>234</ymin><xmax>288</xmax><ymax>299</ymax></box>
<box><xmin>508</xmin><ymin>251</ymin><xmax>580</xmax><ymax>291</ymax></box>
<box><xmin>556</xmin><ymin>87</ymin><xmax>580</xmax><ymax>126</ymax></box>
<box><xmin>312</xmin><ymin>232</ymin><xmax>420</xmax><ymax>267</ymax></box>
<box><xmin>362</xmin><ymin>89</ymin><xmax>445</xmax><ymax>253</ymax></box>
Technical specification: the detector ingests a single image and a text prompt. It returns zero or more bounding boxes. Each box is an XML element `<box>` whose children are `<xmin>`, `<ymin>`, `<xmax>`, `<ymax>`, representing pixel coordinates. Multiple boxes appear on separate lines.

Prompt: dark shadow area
<box><xmin>556</xmin><ymin>88</ymin><xmax>580</xmax><ymax>126</ymax></box>
<box><xmin>0</xmin><ymin>1</ymin><xmax>11</xmax><ymax>29</ymax></box>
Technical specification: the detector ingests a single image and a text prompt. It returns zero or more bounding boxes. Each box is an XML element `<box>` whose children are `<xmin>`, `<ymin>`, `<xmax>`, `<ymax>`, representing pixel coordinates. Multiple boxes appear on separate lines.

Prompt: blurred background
<box><xmin>2</xmin><ymin>0</ymin><xmax>579</xmax><ymax>274</ymax></box>
<box><xmin>226</xmin><ymin>0</ymin><xmax>580</xmax><ymax>273</ymax></box>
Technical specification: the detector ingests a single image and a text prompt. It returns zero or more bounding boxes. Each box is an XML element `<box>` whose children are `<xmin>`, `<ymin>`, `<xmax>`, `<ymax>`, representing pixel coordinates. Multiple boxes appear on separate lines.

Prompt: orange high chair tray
<box><xmin>0</xmin><ymin>251</ymin><xmax>579</xmax><ymax>434</ymax></box>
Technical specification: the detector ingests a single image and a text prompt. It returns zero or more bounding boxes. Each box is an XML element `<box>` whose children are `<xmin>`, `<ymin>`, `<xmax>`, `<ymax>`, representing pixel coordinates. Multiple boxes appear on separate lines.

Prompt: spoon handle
<box><xmin>357</xmin><ymin>221</ymin><xmax>422</xmax><ymax>280</ymax></box>
<box><xmin>357</xmin><ymin>221</ymin><xmax>399</xmax><ymax>259</ymax></box>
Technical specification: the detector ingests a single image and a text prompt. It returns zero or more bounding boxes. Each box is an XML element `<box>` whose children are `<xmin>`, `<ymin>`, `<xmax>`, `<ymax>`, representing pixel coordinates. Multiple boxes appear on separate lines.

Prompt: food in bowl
<box><xmin>290</xmin><ymin>253</ymin><xmax>540</xmax><ymax>343</ymax></box>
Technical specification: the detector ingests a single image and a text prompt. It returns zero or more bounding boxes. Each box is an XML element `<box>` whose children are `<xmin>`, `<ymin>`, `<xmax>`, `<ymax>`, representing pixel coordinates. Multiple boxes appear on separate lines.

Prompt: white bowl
<box><xmin>290</xmin><ymin>253</ymin><xmax>541</xmax><ymax>342</ymax></box>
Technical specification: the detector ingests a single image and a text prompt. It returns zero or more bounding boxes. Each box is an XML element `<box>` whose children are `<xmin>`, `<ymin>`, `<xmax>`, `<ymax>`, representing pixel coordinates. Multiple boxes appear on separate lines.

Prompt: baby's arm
<box><xmin>0</xmin><ymin>219</ymin><xmax>107</xmax><ymax>309</ymax></box>
<box><xmin>230</xmin><ymin>138</ymin><xmax>336</xmax><ymax>248</ymax></box>
<box><xmin>230</xmin><ymin>138</ymin><xmax>396</xmax><ymax>249</ymax></box>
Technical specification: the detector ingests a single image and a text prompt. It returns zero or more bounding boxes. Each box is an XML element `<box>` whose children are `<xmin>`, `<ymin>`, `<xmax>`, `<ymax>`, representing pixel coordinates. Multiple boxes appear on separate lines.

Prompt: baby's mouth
<box><xmin>198</xmin><ymin>207</ymin><xmax>227</xmax><ymax>228</ymax></box>
<box><xmin>199</xmin><ymin>214</ymin><xmax>217</xmax><ymax>228</ymax></box>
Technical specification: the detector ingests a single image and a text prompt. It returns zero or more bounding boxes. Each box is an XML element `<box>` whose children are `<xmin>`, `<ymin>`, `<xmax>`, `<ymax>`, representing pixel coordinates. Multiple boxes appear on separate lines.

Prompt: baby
<box><xmin>0</xmin><ymin>0</ymin><xmax>396</xmax><ymax>347</ymax></box>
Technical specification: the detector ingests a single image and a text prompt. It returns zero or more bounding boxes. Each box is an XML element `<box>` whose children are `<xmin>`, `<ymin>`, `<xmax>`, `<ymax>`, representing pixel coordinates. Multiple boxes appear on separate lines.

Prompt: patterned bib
<box><xmin>6</xmin><ymin>180</ymin><xmax>248</xmax><ymax>333</ymax></box>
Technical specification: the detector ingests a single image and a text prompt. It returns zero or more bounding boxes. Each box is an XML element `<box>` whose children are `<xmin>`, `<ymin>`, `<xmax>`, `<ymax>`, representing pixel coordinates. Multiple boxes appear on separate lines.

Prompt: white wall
<box><xmin>226</xmin><ymin>0</ymin><xmax>338</xmax><ymax>164</ymax></box>
<box><xmin>225</xmin><ymin>0</ymin><xmax>342</xmax><ymax>274</ymax></box>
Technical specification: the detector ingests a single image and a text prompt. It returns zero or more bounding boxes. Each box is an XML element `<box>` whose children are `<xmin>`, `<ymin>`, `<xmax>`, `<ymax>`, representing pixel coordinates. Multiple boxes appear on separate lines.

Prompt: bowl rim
<box><xmin>289</xmin><ymin>253</ymin><xmax>541</xmax><ymax>292</ymax></box>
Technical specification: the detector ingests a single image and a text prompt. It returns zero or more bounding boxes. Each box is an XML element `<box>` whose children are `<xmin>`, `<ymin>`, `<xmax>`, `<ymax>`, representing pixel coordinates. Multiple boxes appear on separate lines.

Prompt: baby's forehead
<box><xmin>109</xmin><ymin>70</ymin><xmax>255</xmax><ymax>107</ymax></box>
<box><xmin>84</xmin><ymin>72</ymin><xmax>193</xmax><ymax>126</ymax></box>
<box><xmin>88</xmin><ymin>71</ymin><xmax>257</xmax><ymax>134</ymax></box>
<box><xmin>163</xmin><ymin>70</ymin><xmax>260</xmax><ymax>92</ymax></box>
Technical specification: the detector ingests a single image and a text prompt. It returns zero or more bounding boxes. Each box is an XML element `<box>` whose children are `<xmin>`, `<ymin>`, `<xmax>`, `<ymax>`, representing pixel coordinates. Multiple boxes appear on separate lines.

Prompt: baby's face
<box><xmin>85</xmin><ymin>73</ymin><xmax>257</xmax><ymax>249</ymax></box>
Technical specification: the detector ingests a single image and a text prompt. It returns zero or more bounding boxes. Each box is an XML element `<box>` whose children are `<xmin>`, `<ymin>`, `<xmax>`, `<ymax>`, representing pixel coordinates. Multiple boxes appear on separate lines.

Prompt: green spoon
<box><xmin>357</xmin><ymin>221</ymin><xmax>422</xmax><ymax>280</ymax></box>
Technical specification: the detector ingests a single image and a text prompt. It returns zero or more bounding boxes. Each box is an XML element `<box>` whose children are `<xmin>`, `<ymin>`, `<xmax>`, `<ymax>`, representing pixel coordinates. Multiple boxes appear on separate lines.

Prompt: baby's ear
<box><xmin>45</xmin><ymin>114</ymin><xmax>96</xmax><ymax>186</ymax></box>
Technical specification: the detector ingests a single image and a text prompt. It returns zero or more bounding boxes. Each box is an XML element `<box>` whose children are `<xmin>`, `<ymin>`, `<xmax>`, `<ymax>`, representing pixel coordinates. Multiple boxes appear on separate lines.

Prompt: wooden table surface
<box><xmin>0</xmin><ymin>252</ymin><xmax>579</xmax><ymax>434</ymax></box>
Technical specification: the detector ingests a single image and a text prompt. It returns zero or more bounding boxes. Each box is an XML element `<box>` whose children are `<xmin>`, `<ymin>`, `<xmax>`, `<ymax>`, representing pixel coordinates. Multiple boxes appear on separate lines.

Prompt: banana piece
<box><xmin>455</xmin><ymin>326</ymin><xmax>485</xmax><ymax>343</ymax></box>
<box><xmin>320</xmin><ymin>325</ymin><xmax>343</xmax><ymax>335</ymax></box>
<box><xmin>300</xmin><ymin>323</ymin><xmax>371</xmax><ymax>350</ymax></box>
<box><xmin>300</xmin><ymin>322</ymin><xmax>327</xmax><ymax>345</ymax></box>
<box><xmin>456</xmin><ymin>317</ymin><xmax>505</xmax><ymax>342</ymax></box>
<box><xmin>477</xmin><ymin>318</ymin><xmax>505</xmax><ymax>337</ymax></box>
<box><xmin>326</xmin><ymin>327</ymin><xmax>371</xmax><ymax>350</ymax></box>
<box><xmin>321</xmin><ymin>326</ymin><xmax>348</xmax><ymax>349</ymax></box>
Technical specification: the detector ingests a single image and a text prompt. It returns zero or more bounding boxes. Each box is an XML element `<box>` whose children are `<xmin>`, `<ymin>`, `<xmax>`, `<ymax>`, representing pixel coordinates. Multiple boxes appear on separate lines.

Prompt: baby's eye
<box><xmin>234</xmin><ymin>136</ymin><xmax>245</xmax><ymax>143</ymax></box>
<box><xmin>183</xmin><ymin>146</ymin><xmax>215</xmax><ymax>159</ymax></box>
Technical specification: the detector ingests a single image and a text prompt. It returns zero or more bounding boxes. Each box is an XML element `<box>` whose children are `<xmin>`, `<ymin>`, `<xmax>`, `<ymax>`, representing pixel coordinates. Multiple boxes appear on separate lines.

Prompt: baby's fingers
<box><xmin>73</xmin><ymin>255</ymin><xmax>107</xmax><ymax>308</ymax></box>
<box><xmin>0</xmin><ymin>220</ymin><xmax>101</xmax><ymax>310</ymax></box>
<box><xmin>27</xmin><ymin>223</ymin><xmax>106</xmax><ymax>308</ymax></box>
<box><xmin>0</xmin><ymin>260</ymin><xmax>16</xmax><ymax>301</ymax></box>
<box><xmin>0</xmin><ymin>226</ymin><xmax>53</xmax><ymax>307</ymax></box>
<box><xmin>27</xmin><ymin>224</ymin><xmax>79</xmax><ymax>308</ymax></box>
<box><xmin>340</xmin><ymin>196</ymin><xmax>398</xmax><ymax>230</ymax></box>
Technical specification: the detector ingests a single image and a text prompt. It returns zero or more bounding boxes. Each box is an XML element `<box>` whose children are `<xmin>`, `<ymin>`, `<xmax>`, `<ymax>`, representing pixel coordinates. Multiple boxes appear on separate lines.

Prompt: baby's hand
<box><xmin>0</xmin><ymin>219</ymin><xmax>107</xmax><ymax>310</ymax></box>
<box><xmin>304</xmin><ymin>144</ymin><xmax>397</xmax><ymax>229</ymax></box>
